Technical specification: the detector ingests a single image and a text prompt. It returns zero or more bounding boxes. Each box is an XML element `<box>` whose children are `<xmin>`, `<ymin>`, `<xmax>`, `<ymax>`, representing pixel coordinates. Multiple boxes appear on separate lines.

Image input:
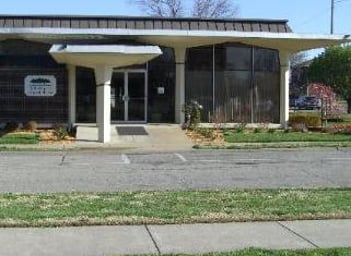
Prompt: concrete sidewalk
<box><xmin>0</xmin><ymin>219</ymin><xmax>350</xmax><ymax>256</ymax></box>
<box><xmin>76</xmin><ymin>124</ymin><xmax>194</xmax><ymax>152</ymax></box>
<box><xmin>1</xmin><ymin>124</ymin><xmax>194</xmax><ymax>153</ymax></box>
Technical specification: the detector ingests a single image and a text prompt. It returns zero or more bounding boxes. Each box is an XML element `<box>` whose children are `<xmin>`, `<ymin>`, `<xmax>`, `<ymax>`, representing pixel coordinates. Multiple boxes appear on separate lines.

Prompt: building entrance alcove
<box><xmin>111</xmin><ymin>70</ymin><xmax>147</xmax><ymax>123</ymax></box>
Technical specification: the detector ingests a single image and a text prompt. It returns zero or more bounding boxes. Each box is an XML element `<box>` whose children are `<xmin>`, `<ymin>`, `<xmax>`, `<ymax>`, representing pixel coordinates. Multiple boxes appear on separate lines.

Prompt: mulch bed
<box><xmin>38</xmin><ymin>129</ymin><xmax>75</xmax><ymax>144</ymax></box>
<box><xmin>185</xmin><ymin>128</ymin><xmax>225</xmax><ymax>145</ymax></box>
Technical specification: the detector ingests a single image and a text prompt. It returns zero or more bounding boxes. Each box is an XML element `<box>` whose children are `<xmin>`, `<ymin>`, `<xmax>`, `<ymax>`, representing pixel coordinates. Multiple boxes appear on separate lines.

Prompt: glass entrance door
<box><xmin>111</xmin><ymin>71</ymin><xmax>147</xmax><ymax>122</ymax></box>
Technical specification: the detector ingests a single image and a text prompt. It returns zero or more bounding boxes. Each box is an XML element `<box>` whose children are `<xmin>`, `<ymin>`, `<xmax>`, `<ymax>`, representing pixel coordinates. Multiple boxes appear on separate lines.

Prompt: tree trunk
<box><xmin>348</xmin><ymin>99</ymin><xmax>351</xmax><ymax>114</ymax></box>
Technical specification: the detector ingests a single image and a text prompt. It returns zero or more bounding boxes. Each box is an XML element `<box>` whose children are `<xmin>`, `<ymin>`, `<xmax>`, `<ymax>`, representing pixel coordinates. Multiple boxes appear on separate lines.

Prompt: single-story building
<box><xmin>0</xmin><ymin>14</ymin><xmax>349</xmax><ymax>142</ymax></box>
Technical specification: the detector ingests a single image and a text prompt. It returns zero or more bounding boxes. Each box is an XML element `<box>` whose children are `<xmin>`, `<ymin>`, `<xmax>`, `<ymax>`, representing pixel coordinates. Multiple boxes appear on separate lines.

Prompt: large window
<box><xmin>215</xmin><ymin>44</ymin><xmax>253</xmax><ymax>123</ymax></box>
<box><xmin>148</xmin><ymin>47</ymin><xmax>175</xmax><ymax>123</ymax></box>
<box><xmin>254</xmin><ymin>48</ymin><xmax>280</xmax><ymax>123</ymax></box>
<box><xmin>76</xmin><ymin>67</ymin><xmax>96</xmax><ymax>123</ymax></box>
<box><xmin>185</xmin><ymin>46</ymin><xmax>213</xmax><ymax>122</ymax></box>
<box><xmin>186</xmin><ymin>43</ymin><xmax>280</xmax><ymax>123</ymax></box>
<box><xmin>0</xmin><ymin>40</ymin><xmax>67</xmax><ymax>124</ymax></box>
<box><xmin>0</xmin><ymin>39</ymin><xmax>60</xmax><ymax>68</ymax></box>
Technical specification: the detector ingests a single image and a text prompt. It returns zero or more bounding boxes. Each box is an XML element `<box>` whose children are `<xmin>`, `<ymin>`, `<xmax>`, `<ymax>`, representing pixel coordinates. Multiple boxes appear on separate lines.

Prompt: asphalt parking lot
<box><xmin>0</xmin><ymin>148</ymin><xmax>350</xmax><ymax>193</ymax></box>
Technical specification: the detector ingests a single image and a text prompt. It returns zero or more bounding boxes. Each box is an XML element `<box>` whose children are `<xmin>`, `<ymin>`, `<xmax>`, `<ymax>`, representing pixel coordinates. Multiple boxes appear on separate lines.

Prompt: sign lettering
<box><xmin>25</xmin><ymin>75</ymin><xmax>57</xmax><ymax>97</ymax></box>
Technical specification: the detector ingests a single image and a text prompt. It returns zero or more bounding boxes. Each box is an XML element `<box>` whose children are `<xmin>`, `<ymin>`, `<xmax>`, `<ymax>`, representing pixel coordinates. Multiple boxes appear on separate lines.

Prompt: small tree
<box><xmin>308</xmin><ymin>45</ymin><xmax>351</xmax><ymax>113</ymax></box>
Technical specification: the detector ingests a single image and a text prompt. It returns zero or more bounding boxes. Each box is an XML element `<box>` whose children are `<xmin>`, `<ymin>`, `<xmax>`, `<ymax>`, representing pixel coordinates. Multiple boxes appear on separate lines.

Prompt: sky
<box><xmin>1</xmin><ymin>0</ymin><xmax>350</xmax><ymax>57</ymax></box>
<box><xmin>1</xmin><ymin>0</ymin><xmax>350</xmax><ymax>34</ymax></box>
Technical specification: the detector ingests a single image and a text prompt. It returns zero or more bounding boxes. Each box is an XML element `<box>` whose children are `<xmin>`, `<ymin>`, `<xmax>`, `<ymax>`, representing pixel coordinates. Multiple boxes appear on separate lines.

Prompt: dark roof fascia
<box><xmin>0</xmin><ymin>14</ymin><xmax>289</xmax><ymax>24</ymax></box>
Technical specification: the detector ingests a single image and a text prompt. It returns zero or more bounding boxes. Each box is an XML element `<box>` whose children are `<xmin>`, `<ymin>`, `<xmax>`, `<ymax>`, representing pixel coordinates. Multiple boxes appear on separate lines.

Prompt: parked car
<box><xmin>295</xmin><ymin>96</ymin><xmax>321</xmax><ymax>110</ymax></box>
<box><xmin>289</xmin><ymin>96</ymin><xmax>298</xmax><ymax>109</ymax></box>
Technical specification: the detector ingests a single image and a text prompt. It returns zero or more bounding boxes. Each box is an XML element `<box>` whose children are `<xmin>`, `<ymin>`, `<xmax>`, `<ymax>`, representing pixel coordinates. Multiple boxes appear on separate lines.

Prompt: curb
<box><xmin>194</xmin><ymin>142</ymin><xmax>351</xmax><ymax>149</ymax></box>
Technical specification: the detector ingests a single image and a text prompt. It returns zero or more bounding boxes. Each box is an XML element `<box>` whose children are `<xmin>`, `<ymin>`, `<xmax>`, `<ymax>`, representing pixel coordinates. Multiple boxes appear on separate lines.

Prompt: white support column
<box><xmin>94</xmin><ymin>65</ymin><xmax>113</xmax><ymax>143</ymax></box>
<box><xmin>174</xmin><ymin>47</ymin><xmax>186</xmax><ymax>124</ymax></box>
<box><xmin>67</xmin><ymin>64</ymin><xmax>76</xmax><ymax>129</ymax></box>
<box><xmin>279</xmin><ymin>51</ymin><xmax>290</xmax><ymax>129</ymax></box>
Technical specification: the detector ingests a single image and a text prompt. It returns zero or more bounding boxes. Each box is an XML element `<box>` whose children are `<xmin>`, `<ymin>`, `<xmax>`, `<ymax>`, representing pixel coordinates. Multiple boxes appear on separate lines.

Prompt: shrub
<box><xmin>234</xmin><ymin>123</ymin><xmax>246</xmax><ymax>133</ymax></box>
<box><xmin>253</xmin><ymin>127</ymin><xmax>262</xmax><ymax>133</ymax></box>
<box><xmin>291</xmin><ymin>123</ymin><xmax>308</xmax><ymax>133</ymax></box>
<box><xmin>321</xmin><ymin>128</ymin><xmax>332</xmax><ymax>134</ymax></box>
<box><xmin>53</xmin><ymin>125</ymin><xmax>68</xmax><ymax>140</ymax></box>
<box><xmin>4</xmin><ymin>122</ymin><xmax>19</xmax><ymax>133</ymax></box>
<box><xmin>190</xmin><ymin>106</ymin><xmax>201</xmax><ymax>129</ymax></box>
<box><xmin>23</xmin><ymin>121</ymin><xmax>38</xmax><ymax>131</ymax></box>
<box><xmin>268</xmin><ymin>128</ymin><xmax>276</xmax><ymax>134</ymax></box>
<box><xmin>182</xmin><ymin>101</ymin><xmax>202</xmax><ymax>130</ymax></box>
<box><xmin>196</xmin><ymin>128</ymin><xmax>215</xmax><ymax>139</ymax></box>
<box><xmin>223</xmin><ymin>131</ymin><xmax>233</xmax><ymax>136</ymax></box>
<box><xmin>289</xmin><ymin>113</ymin><xmax>321</xmax><ymax>128</ymax></box>
<box><xmin>333</xmin><ymin>124</ymin><xmax>351</xmax><ymax>135</ymax></box>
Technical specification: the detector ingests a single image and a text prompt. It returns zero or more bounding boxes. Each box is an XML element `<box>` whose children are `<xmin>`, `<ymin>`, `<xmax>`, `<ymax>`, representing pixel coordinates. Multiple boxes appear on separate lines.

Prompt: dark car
<box><xmin>295</xmin><ymin>96</ymin><xmax>321</xmax><ymax>110</ymax></box>
<box><xmin>289</xmin><ymin>96</ymin><xmax>298</xmax><ymax>109</ymax></box>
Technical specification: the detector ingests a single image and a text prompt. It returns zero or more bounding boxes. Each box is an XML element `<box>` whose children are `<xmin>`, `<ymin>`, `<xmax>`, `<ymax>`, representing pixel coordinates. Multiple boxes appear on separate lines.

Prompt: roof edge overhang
<box><xmin>49</xmin><ymin>44</ymin><xmax>162</xmax><ymax>68</ymax></box>
<box><xmin>1</xmin><ymin>28</ymin><xmax>350</xmax><ymax>53</ymax></box>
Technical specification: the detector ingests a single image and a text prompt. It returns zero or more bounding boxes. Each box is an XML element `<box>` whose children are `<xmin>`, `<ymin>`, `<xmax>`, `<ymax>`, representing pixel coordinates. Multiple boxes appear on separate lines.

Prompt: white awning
<box><xmin>49</xmin><ymin>44</ymin><xmax>162</xmax><ymax>68</ymax></box>
<box><xmin>2</xmin><ymin>27</ymin><xmax>349</xmax><ymax>53</ymax></box>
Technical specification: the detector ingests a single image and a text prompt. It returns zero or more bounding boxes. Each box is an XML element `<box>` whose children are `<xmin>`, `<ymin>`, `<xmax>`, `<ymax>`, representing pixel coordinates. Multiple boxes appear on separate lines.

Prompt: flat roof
<box><xmin>0</xmin><ymin>14</ymin><xmax>292</xmax><ymax>33</ymax></box>
<box><xmin>0</xmin><ymin>14</ymin><xmax>289</xmax><ymax>23</ymax></box>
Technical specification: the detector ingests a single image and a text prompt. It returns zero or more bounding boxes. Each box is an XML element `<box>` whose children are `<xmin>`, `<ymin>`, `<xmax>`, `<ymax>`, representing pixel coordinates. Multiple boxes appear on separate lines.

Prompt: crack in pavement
<box><xmin>277</xmin><ymin>221</ymin><xmax>319</xmax><ymax>248</ymax></box>
<box><xmin>144</xmin><ymin>225</ymin><xmax>161</xmax><ymax>254</ymax></box>
<box><xmin>59</xmin><ymin>151</ymin><xmax>68</xmax><ymax>166</ymax></box>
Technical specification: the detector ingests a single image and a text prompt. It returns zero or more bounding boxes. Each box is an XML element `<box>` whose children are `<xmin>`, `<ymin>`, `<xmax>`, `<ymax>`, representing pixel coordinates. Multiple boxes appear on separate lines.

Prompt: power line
<box><xmin>335</xmin><ymin>0</ymin><xmax>350</xmax><ymax>4</ymax></box>
<box><xmin>296</xmin><ymin>0</ymin><xmax>350</xmax><ymax>33</ymax></box>
<box><xmin>330</xmin><ymin>0</ymin><xmax>350</xmax><ymax>34</ymax></box>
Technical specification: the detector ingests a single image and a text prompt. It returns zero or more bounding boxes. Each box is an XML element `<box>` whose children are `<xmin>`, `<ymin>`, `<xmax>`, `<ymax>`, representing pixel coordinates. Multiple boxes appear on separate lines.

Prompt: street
<box><xmin>0</xmin><ymin>148</ymin><xmax>350</xmax><ymax>193</ymax></box>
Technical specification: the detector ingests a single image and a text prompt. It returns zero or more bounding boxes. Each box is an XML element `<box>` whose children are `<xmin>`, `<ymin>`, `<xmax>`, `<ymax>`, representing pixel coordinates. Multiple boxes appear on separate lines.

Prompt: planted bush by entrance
<box><xmin>289</xmin><ymin>112</ymin><xmax>322</xmax><ymax>128</ymax></box>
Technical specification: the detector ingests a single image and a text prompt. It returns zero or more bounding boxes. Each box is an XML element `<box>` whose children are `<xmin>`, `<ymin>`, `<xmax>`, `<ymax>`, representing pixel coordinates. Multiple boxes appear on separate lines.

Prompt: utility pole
<box><xmin>330</xmin><ymin>0</ymin><xmax>335</xmax><ymax>34</ymax></box>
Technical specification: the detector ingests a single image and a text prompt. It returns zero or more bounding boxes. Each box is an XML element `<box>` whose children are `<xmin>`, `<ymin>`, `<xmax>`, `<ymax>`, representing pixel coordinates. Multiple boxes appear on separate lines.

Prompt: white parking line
<box><xmin>73</xmin><ymin>163</ymin><xmax>92</xmax><ymax>166</ymax></box>
<box><xmin>175</xmin><ymin>153</ymin><xmax>187</xmax><ymax>162</ymax></box>
<box><xmin>121</xmin><ymin>154</ymin><xmax>131</xmax><ymax>164</ymax></box>
<box><xmin>198</xmin><ymin>158</ymin><xmax>276</xmax><ymax>163</ymax></box>
<box><xmin>324</xmin><ymin>158</ymin><xmax>351</xmax><ymax>161</ymax></box>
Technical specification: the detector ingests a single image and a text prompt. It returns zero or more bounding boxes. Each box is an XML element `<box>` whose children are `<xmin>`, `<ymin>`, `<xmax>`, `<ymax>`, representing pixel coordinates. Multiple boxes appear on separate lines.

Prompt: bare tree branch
<box><xmin>290</xmin><ymin>51</ymin><xmax>307</xmax><ymax>67</ymax></box>
<box><xmin>131</xmin><ymin>0</ymin><xmax>238</xmax><ymax>18</ymax></box>
<box><xmin>192</xmin><ymin>0</ymin><xmax>239</xmax><ymax>18</ymax></box>
<box><xmin>131</xmin><ymin>0</ymin><xmax>184</xmax><ymax>17</ymax></box>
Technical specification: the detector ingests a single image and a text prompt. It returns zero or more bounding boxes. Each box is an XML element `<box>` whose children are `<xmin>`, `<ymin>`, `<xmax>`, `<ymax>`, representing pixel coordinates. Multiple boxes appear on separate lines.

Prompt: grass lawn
<box><xmin>0</xmin><ymin>188</ymin><xmax>350</xmax><ymax>227</ymax></box>
<box><xmin>155</xmin><ymin>248</ymin><xmax>351</xmax><ymax>256</ymax></box>
<box><xmin>224</xmin><ymin>131</ymin><xmax>351</xmax><ymax>143</ymax></box>
<box><xmin>0</xmin><ymin>132</ymin><xmax>39</xmax><ymax>144</ymax></box>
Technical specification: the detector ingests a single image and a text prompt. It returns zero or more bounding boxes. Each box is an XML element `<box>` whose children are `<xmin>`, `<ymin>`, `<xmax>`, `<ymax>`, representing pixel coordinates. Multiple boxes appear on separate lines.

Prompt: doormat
<box><xmin>116</xmin><ymin>126</ymin><xmax>149</xmax><ymax>136</ymax></box>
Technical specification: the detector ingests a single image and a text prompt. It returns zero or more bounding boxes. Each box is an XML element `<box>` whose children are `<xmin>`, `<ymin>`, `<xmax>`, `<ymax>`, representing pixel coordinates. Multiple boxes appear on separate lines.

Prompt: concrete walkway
<box><xmin>1</xmin><ymin>219</ymin><xmax>350</xmax><ymax>256</ymax></box>
<box><xmin>75</xmin><ymin>124</ymin><xmax>194</xmax><ymax>152</ymax></box>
